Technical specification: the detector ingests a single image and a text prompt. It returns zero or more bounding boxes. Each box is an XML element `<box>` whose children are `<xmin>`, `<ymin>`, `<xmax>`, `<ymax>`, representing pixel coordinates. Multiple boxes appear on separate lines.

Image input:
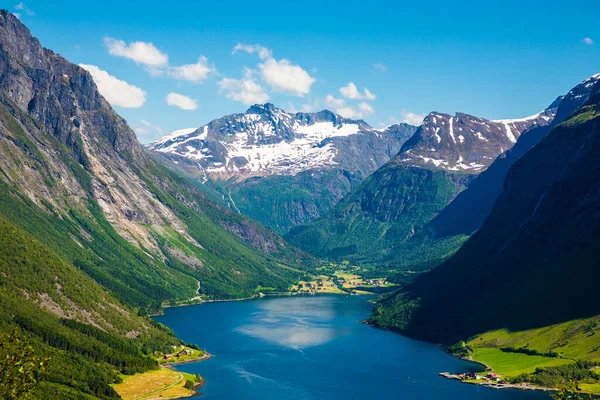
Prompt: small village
<box><xmin>156</xmin><ymin>345</ymin><xmax>208</xmax><ymax>365</ymax></box>
<box><xmin>439</xmin><ymin>372</ymin><xmax>548</xmax><ymax>392</ymax></box>
<box><xmin>290</xmin><ymin>264</ymin><xmax>394</xmax><ymax>295</ymax></box>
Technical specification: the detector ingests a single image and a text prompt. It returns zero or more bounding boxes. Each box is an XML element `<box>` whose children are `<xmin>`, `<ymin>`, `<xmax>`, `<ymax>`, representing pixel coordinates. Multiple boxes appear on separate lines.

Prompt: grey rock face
<box><xmin>397</xmin><ymin>109</ymin><xmax>556</xmax><ymax>173</ymax></box>
<box><xmin>0</xmin><ymin>11</ymin><xmax>142</xmax><ymax>160</ymax></box>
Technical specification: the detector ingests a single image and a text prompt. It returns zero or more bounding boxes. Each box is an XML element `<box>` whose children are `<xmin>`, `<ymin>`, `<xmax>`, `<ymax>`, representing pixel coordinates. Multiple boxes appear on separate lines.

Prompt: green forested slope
<box><xmin>286</xmin><ymin>162</ymin><xmax>472</xmax><ymax>267</ymax></box>
<box><xmin>0</xmin><ymin>211</ymin><xmax>183</xmax><ymax>399</ymax></box>
<box><xmin>206</xmin><ymin>169</ymin><xmax>362</xmax><ymax>235</ymax></box>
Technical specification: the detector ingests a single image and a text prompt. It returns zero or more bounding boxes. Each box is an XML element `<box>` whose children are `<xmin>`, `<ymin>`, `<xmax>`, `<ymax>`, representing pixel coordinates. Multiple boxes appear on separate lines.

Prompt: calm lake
<box><xmin>154</xmin><ymin>295</ymin><xmax>549</xmax><ymax>399</ymax></box>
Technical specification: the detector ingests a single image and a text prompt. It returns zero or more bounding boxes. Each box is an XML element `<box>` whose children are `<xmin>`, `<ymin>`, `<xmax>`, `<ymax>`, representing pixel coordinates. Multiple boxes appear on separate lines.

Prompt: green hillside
<box><xmin>0</xmin><ymin>211</ymin><xmax>185</xmax><ymax>399</ymax></box>
<box><xmin>371</xmin><ymin>99</ymin><xmax>600</xmax><ymax>342</ymax></box>
<box><xmin>207</xmin><ymin>169</ymin><xmax>361</xmax><ymax>235</ymax></box>
<box><xmin>286</xmin><ymin>162</ymin><xmax>471</xmax><ymax>268</ymax></box>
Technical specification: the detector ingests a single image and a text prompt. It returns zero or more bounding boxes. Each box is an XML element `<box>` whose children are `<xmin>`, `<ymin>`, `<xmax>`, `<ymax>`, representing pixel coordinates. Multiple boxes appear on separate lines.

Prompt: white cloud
<box><xmin>232</xmin><ymin>43</ymin><xmax>315</xmax><ymax>97</ymax></box>
<box><xmin>14</xmin><ymin>2</ymin><xmax>34</xmax><ymax>16</ymax></box>
<box><xmin>583</xmin><ymin>37</ymin><xmax>594</xmax><ymax>45</ymax></box>
<box><xmin>105</xmin><ymin>37</ymin><xmax>215</xmax><ymax>83</ymax></box>
<box><xmin>232</xmin><ymin>43</ymin><xmax>272</xmax><ymax>60</ymax></box>
<box><xmin>339</xmin><ymin>82</ymin><xmax>376</xmax><ymax>101</ymax></box>
<box><xmin>168</xmin><ymin>56</ymin><xmax>214</xmax><ymax>83</ymax></box>
<box><xmin>132</xmin><ymin>120</ymin><xmax>164</xmax><ymax>139</ymax></box>
<box><xmin>79</xmin><ymin>64</ymin><xmax>146</xmax><ymax>108</ymax></box>
<box><xmin>104</xmin><ymin>37</ymin><xmax>168</xmax><ymax>67</ymax></box>
<box><xmin>218</xmin><ymin>73</ymin><xmax>270</xmax><ymax>105</ymax></box>
<box><xmin>260</xmin><ymin>58</ymin><xmax>315</xmax><ymax>96</ymax></box>
<box><xmin>165</xmin><ymin>92</ymin><xmax>198</xmax><ymax>110</ymax></box>
<box><xmin>324</xmin><ymin>95</ymin><xmax>374</xmax><ymax>119</ymax></box>
<box><xmin>358</xmin><ymin>102</ymin><xmax>374</xmax><ymax>114</ymax></box>
<box><xmin>373</xmin><ymin>63</ymin><xmax>387</xmax><ymax>72</ymax></box>
<box><xmin>399</xmin><ymin>108</ymin><xmax>425</xmax><ymax>125</ymax></box>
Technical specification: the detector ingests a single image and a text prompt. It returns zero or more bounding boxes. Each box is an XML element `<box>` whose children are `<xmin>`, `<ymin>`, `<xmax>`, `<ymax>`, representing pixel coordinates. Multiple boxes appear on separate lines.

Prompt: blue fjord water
<box><xmin>154</xmin><ymin>295</ymin><xmax>549</xmax><ymax>399</ymax></box>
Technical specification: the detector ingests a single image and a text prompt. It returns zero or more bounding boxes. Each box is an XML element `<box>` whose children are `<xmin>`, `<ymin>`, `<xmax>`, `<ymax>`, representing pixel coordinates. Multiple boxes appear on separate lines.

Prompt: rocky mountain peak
<box><xmin>246</xmin><ymin>102</ymin><xmax>279</xmax><ymax>114</ymax></box>
<box><xmin>546</xmin><ymin>73</ymin><xmax>599</xmax><ymax>124</ymax></box>
<box><xmin>147</xmin><ymin>104</ymin><xmax>415</xmax><ymax>179</ymax></box>
<box><xmin>394</xmin><ymin>108</ymin><xmax>556</xmax><ymax>173</ymax></box>
<box><xmin>0</xmin><ymin>10</ymin><xmax>143</xmax><ymax>159</ymax></box>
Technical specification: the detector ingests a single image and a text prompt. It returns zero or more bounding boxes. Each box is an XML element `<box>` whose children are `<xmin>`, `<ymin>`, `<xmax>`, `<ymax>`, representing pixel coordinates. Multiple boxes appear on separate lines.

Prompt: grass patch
<box><xmin>113</xmin><ymin>368</ymin><xmax>200</xmax><ymax>400</ymax></box>
<box><xmin>471</xmin><ymin>348</ymin><xmax>573</xmax><ymax>377</ymax></box>
<box><xmin>468</xmin><ymin>316</ymin><xmax>600</xmax><ymax>362</ymax></box>
<box><xmin>577</xmin><ymin>382</ymin><xmax>600</xmax><ymax>394</ymax></box>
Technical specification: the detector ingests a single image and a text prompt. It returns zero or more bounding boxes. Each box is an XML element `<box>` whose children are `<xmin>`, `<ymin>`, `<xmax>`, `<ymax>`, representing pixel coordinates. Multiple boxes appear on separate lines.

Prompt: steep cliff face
<box><xmin>285</xmin><ymin>107</ymin><xmax>553</xmax><ymax>267</ymax></box>
<box><xmin>0</xmin><ymin>10</ymin><xmax>310</xmax><ymax>308</ymax></box>
<box><xmin>0</xmin><ymin>10</ymin><xmax>316</xmax><ymax>396</ymax></box>
<box><xmin>148</xmin><ymin>104</ymin><xmax>416</xmax><ymax>233</ymax></box>
<box><xmin>0</xmin><ymin>9</ymin><xmax>186</xmax><ymax>251</ymax></box>
<box><xmin>373</xmin><ymin>80</ymin><xmax>600</xmax><ymax>344</ymax></box>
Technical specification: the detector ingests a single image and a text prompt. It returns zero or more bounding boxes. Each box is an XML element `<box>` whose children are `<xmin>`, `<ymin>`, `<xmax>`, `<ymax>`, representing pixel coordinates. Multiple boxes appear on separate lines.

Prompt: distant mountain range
<box><xmin>147</xmin><ymin>104</ymin><xmax>416</xmax><ymax>233</ymax></box>
<box><xmin>285</xmin><ymin>104</ymin><xmax>557</xmax><ymax>268</ymax></box>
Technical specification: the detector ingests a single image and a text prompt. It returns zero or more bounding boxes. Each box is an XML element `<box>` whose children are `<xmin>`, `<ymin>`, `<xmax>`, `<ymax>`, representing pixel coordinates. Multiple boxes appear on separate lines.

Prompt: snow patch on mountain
<box><xmin>396</xmin><ymin>108</ymin><xmax>557</xmax><ymax>173</ymax></box>
<box><xmin>147</xmin><ymin>103</ymin><xmax>415</xmax><ymax>179</ymax></box>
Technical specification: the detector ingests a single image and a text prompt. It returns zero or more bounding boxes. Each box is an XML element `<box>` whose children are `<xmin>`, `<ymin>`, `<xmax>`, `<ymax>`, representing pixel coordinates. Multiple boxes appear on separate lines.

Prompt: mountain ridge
<box><xmin>147</xmin><ymin>103</ymin><xmax>413</xmax><ymax>179</ymax></box>
<box><xmin>285</xmin><ymin>103</ymin><xmax>556</xmax><ymax>266</ymax></box>
<box><xmin>147</xmin><ymin>103</ymin><xmax>416</xmax><ymax>233</ymax></box>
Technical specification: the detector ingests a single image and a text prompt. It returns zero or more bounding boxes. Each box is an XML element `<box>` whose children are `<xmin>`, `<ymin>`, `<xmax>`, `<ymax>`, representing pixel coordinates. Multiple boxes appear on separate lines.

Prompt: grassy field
<box><xmin>468</xmin><ymin>316</ymin><xmax>600</xmax><ymax>362</ymax></box>
<box><xmin>462</xmin><ymin>316</ymin><xmax>600</xmax><ymax>392</ymax></box>
<box><xmin>470</xmin><ymin>348</ymin><xmax>573</xmax><ymax>377</ymax></box>
<box><xmin>113</xmin><ymin>368</ymin><xmax>199</xmax><ymax>400</ymax></box>
<box><xmin>334</xmin><ymin>271</ymin><xmax>362</xmax><ymax>281</ymax></box>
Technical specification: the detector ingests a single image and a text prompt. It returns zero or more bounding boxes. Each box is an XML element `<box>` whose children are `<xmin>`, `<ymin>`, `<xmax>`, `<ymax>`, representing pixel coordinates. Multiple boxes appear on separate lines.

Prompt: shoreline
<box><xmin>153</xmin><ymin>291</ymin><xmax>374</xmax><ymax>315</ymax></box>
<box><xmin>363</xmin><ymin>321</ymin><xmax>560</xmax><ymax>394</ymax></box>
<box><xmin>161</xmin><ymin>353</ymin><xmax>211</xmax><ymax>400</ymax></box>
<box><xmin>162</xmin><ymin>351</ymin><xmax>213</xmax><ymax>367</ymax></box>
<box><xmin>438</xmin><ymin>372</ymin><xmax>553</xmax><ymax>393</ymax></box>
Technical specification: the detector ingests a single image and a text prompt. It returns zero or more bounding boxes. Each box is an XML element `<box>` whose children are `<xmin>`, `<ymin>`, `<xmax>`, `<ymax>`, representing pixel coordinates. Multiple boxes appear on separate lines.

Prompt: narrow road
<box><xmin>135</xmin><ymin>370</ymin><xmax>185</xmax><ymax>400</ymax></box>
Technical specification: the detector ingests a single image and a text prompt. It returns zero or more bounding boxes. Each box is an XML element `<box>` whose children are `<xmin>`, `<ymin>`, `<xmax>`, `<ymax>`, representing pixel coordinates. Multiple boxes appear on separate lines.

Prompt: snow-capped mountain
<box><xmin>396</xmin><ymin>109</ymin><xmax>556</xmax><ymax>173</ymax></box>
<box><xmin>146</xmin><ymin>103</ymin><xmax>416</xmax><ymax>234</ymax></box>
<box><xmin>148</xmin><ymin>103</ymin><xmax>415</xmax><ymax>180</ymax></box>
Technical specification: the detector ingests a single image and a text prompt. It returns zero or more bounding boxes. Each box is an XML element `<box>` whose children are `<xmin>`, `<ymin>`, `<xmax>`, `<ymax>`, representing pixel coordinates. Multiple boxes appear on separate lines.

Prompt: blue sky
<box><xmin>8</xmin><ymin>0</ymin><xmax>600</xmax><ymax>142</ymax></box>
